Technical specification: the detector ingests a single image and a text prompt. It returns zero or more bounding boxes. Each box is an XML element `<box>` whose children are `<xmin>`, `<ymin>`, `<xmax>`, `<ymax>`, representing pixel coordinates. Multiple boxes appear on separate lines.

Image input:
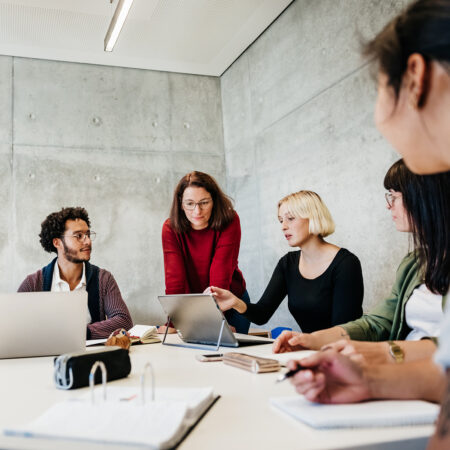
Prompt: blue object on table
<box><xmin>270</xmin><ymin>327</ymin><xmax>292</xmax><ymax>339</ymax></box>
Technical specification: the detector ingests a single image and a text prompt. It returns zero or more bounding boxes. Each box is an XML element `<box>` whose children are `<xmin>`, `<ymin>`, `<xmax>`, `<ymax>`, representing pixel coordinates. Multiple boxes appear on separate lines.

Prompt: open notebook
<box><xmin>128</xmin><ymin>324</ymin><xmax>160</xmax><ymax>344</ymax></box>
<box><xmin>270</xmin><ymin>396</ymin><xmax>439</xmax><ymax>428</ymax></box>
<box><xmin>86</xmin><ymin>324</ymin><xmax>160</xmax><ymax>347</ymax></box>
<box><xmin>5</xmin><ymin>387</ymin><xmax>217</xmax><ymax>449</ymax></box>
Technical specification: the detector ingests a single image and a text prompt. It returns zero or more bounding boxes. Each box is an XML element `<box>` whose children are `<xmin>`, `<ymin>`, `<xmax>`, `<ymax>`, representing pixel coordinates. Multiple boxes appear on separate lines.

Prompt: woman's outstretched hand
<box><xmin>204</xmin><ymin>286</ymin><xmax>239</xmax><ymax>311</ymax></box>
<box><xmin>204</xmin><ymin>286</ymin><xmax>251</xmax><ymax>314</ymax></box>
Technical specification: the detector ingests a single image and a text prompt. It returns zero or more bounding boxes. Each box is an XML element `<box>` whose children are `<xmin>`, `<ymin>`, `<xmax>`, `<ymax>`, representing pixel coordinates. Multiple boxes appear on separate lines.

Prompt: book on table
<box><xmin>5</xmin><ymin>386</ymin><xmax>217</xmax><ymax>449</ymax></box>
<box><xmin>244</xmin><ymin>349</ymin><xmax>316</xmax><ymax>366</ymax></box>
<box><xmin>85</xmin><ymin>324</ymin><xmax>160</xmax><ymax>347</ymax></box>
<box><xmin>223</xmin><ymin>352</ymin><xmax>281</xmax><ymax>373</ymax></box>
<box><xmin>270</xmin><ymin>395</ymin><xmax>439</xmax><ymax>428</ymax></box>
<box><xmin>128</xmin><ymin>324</ymin><xmax>160</xmax><ymax>344</ymax></box>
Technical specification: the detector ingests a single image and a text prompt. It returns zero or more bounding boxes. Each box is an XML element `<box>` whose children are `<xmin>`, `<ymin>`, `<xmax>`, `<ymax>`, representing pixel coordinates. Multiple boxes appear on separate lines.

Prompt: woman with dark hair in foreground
<box><xmin>274</xmin><ymin>1</ymin><xmax>450</xmax><ymax>446</ymax></box>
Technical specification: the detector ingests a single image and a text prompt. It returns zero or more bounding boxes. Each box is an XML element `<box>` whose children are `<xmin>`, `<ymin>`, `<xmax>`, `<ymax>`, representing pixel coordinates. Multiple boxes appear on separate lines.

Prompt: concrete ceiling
<box><xmin>0</xmin><ymin>0</ymin><xmax>293</xmax><ymax>76</ymax></box>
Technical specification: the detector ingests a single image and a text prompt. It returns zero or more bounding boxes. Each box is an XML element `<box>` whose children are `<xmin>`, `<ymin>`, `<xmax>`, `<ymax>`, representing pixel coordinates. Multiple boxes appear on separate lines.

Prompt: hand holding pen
<box><xmin>275</xmin><ymin>349</ymin><xmax>372</xmax><ymax>405</ymax></box>
<box><xmin>276</xmin><ymin>362</ymin><xmax>308</xmax><ymax>383</ymax></box>
<box><xmin>276</xmin><ymin>341</ymin><xmax>346</xmax><ymax>383</ymax></box>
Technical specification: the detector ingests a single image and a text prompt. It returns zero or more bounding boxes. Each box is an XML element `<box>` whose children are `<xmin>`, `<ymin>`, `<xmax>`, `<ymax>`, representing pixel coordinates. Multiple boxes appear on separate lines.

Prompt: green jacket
<box><xmin>341</xmin><ymin>253</ymin><xmax>446</xmax><ymax>341</ymax></box>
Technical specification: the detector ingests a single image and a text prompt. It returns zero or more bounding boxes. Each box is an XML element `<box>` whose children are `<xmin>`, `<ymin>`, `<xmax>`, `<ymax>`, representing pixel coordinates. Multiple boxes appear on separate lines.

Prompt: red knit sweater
<box><xmin>162</xmin><ymin>213</ymin><xmax>246</xmax><ymax>297</ymax></box>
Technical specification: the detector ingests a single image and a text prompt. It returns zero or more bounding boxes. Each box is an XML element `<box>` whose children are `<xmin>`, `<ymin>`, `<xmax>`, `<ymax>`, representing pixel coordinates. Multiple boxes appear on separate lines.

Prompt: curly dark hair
<box><xmin>39</xmin><ymin>207</ymin><xmax>91</xmax><ymax>253</ymax></box>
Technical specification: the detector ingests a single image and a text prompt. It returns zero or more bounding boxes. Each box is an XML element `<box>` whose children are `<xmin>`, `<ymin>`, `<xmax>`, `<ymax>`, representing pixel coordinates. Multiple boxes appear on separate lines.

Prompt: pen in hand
<box><xmin>276</xmin><ymin>363</ymin><xmax>307</xmax><ymax>383</ymax></box>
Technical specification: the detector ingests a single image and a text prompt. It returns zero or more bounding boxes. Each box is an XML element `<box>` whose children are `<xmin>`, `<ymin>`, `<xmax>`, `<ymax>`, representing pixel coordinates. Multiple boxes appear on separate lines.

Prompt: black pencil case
<box><xmin>53</xmin><ymin>346</ymin><xmax>131</xmax><ymax>390</ymax></box>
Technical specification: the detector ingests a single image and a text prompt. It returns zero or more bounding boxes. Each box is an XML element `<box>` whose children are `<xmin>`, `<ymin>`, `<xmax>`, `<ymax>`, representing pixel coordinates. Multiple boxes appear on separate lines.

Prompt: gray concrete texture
<box><xmin>1</xmin><ymin>0</ymin><xmax>414</xmax><ymax>332</ymax></box>
<box><xmin>1</xmin><ymin>55</ymin><xmax>224</xmax><ymax>324</ymax></box>
<box><xmin>221</xmin><ymin>0</ymin><xmax>411</xmax><ymax>331</ymax></box>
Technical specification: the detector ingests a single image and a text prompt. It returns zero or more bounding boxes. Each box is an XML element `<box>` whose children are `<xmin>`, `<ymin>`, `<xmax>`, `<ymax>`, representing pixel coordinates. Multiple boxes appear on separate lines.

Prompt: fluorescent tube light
<box><xmin>104</xmin><ymin>0</ymin><xmax>134</xmax><ymax>52</ymax></box>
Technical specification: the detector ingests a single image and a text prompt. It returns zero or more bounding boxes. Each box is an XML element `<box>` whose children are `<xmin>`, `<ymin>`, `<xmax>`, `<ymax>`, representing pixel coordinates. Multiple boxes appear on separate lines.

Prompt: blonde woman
<box><xmin>207</xmin><ymin>191</ymin><xmax>363</xmax><ymax>332</ymax></box>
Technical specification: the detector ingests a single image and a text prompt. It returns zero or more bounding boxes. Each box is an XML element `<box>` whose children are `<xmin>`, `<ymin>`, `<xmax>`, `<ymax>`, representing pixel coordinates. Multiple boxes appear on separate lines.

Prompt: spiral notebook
<box><xmin>270</xmin><ymin>396</ymin><xmax>439</xmax><ymax>428</ymax></box>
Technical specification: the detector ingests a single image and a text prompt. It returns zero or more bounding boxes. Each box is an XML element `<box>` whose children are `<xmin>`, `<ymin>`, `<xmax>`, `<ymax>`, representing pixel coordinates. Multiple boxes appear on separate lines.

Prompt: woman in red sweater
<box><xmin>161</xmin><ymin>171</ymin><xmax>250</xmax><ymax>334</ymax></box>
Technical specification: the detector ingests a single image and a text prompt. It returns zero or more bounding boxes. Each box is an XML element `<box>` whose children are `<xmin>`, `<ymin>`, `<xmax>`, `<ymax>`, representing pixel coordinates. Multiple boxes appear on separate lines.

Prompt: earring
<box><xmin>409</xmin><ymin>94</ymin><xmax>419</xmax><ymax>109</ymax></box>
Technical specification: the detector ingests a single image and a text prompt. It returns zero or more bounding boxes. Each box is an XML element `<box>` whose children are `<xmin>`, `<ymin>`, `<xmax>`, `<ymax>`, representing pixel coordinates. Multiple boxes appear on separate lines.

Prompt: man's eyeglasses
<box><xmin>61</xmin><ymin>231</ymin><xmax>96</xmax><ymax>242</ymax></box>
<box><xmin>182</xmin><ymin>200</ymin><xmax>212</xmax><ymax>211</ymax></box>
<box><xmin>385</xmin><ymin>192</ymin><xmax>400</xmax><ymax>208</ymax></box>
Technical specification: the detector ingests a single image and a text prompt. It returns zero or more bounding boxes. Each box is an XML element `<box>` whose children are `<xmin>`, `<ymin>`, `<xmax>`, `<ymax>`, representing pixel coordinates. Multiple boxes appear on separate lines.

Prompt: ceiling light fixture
<box><xmin>104</xmin><ymin>0</ymin><xmax>135</xmax><ymax>52</ymax></box>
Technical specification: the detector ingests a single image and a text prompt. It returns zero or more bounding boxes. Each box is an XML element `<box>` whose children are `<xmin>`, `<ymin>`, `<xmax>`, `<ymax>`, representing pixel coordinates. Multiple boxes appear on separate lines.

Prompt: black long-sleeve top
<box><xmin>243</xmin><ymin>249</ymin><xmax>364</xmax><ymax>333</ymax></box>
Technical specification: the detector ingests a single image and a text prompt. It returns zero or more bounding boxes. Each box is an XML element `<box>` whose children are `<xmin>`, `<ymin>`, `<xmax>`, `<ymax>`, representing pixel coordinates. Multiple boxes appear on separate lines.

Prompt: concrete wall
<box><xmin>0</xmin><ymin>56</ymin><xmax>224</xmax><ymax>325</ymax></box>
<box><xmin>1</xmin><ymin>0</ymin><xmax>414</xmax><ymax>332</ymax></box>
<box><xmin>221</xmin><ymin>0</ymin><xmax>412</xmax><ymax>331</ymax></box>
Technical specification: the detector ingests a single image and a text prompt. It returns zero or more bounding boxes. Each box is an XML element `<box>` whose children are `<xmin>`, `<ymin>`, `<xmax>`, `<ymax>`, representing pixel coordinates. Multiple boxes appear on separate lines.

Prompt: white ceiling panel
<box><xmin>0</xmin><ymin>0</ymin><xmax>293</xmax><ymax>76</ymax></box>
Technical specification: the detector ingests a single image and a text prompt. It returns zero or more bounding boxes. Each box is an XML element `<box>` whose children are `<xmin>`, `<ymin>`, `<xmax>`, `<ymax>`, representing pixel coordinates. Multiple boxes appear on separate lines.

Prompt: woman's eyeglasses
<box><xmin>385</xmin><ymin>192</ymin><xmax>400</xmax><ymax>208</ymax></box>
<box><xmin>182</xmin><ymin>200</ymin><xmax>212</xmax><ymax>210</ymax></box>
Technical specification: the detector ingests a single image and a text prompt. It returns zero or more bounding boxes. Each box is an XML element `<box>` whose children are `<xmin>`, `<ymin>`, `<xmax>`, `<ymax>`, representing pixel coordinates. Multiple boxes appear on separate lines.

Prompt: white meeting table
<box><xmin>0</xmin><ymin>335</ymin><xmax>434</xmax><ymax>449</ymax></box>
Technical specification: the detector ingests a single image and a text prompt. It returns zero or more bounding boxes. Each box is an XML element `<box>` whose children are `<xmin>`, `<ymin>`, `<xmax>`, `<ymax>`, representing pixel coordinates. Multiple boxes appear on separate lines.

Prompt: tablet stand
<box><xmin>162</xmin><ymin>316</ymin><xmax>226</xmax><ymax>351</ymax></box>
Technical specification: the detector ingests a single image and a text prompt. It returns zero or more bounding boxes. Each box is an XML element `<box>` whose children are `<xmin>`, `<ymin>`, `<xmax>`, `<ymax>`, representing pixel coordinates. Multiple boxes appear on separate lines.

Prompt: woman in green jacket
<box><xmin>273</xmin><ymin>159</ymin><xmax>449</xmax><ymax>364</ymax></box>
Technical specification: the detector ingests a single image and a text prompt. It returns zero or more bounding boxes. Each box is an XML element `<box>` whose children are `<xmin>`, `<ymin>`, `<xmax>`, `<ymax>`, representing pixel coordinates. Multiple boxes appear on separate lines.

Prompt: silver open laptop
<box><xmin>158</xmin><ymin>294</ymin><xmax>273</xmax><ymax>350</ymax></box>
<box><xmin>0</xmin><ymin>291</ymin><xmax>87</xmax><ymax>358</ymax></box>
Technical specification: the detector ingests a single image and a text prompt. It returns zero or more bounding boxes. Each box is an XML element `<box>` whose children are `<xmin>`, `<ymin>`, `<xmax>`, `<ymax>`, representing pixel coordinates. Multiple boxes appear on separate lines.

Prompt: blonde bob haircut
<box><xmin>278</xmin><ymin>190</ymin><xmax>335</xmax><ymax>238</ymax></box>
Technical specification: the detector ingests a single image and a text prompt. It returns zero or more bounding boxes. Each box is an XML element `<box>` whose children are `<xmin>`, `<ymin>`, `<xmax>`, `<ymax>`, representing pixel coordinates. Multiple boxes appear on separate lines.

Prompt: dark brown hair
<box><xmin>364</xmin><ymin>0</ymin><xmax>450</xmax><ymax>98</ymax></box>
<box><xmin>169</xmin><ymin>171</ymin><xmax>235</xmax><ymax>233</ymax></box>
<box><xmin>384</xmin><ymin>160</ymin><xmax>449</xmax><ymax>295</ymax></box>
<box><xmin>39</xmin><ymin>207</ymin><xmax>91</xmax><ymax>253</ymax></box>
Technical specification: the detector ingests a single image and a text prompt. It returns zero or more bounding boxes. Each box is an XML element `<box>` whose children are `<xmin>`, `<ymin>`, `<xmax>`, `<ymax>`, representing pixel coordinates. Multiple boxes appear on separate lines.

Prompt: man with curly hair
<box><xmin>18</xmin><ymin>207</ymin><xmax>133</xmax><ymax>339</ymax></box>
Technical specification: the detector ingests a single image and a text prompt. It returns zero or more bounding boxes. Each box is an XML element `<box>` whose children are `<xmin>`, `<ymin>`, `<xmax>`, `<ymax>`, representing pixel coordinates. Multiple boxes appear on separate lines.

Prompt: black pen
<box><xmin>276</xmin><ymin>364</ymin><xmax>308</xmax><ymax>383</ymax></box>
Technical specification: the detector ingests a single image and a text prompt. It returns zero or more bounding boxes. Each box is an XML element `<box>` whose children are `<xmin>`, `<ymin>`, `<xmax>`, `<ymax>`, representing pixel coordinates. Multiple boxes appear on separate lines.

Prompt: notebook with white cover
<box><xmin>5</xmin><ymin>387</ymin><xmax>217</xmax><ymax>449</ymax></box>
<box><xmin>270</xmin><ymin>396</ymin><xmax>439</xmax><ymax>428</ymax></box>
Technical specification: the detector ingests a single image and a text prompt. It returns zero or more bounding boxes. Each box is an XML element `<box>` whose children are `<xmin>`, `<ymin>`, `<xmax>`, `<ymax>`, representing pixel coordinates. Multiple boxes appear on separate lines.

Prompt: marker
<box><xmin>276</xmin><ymin>364</ymin><xmax>308</xmax><ymax>383</ymax></box>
